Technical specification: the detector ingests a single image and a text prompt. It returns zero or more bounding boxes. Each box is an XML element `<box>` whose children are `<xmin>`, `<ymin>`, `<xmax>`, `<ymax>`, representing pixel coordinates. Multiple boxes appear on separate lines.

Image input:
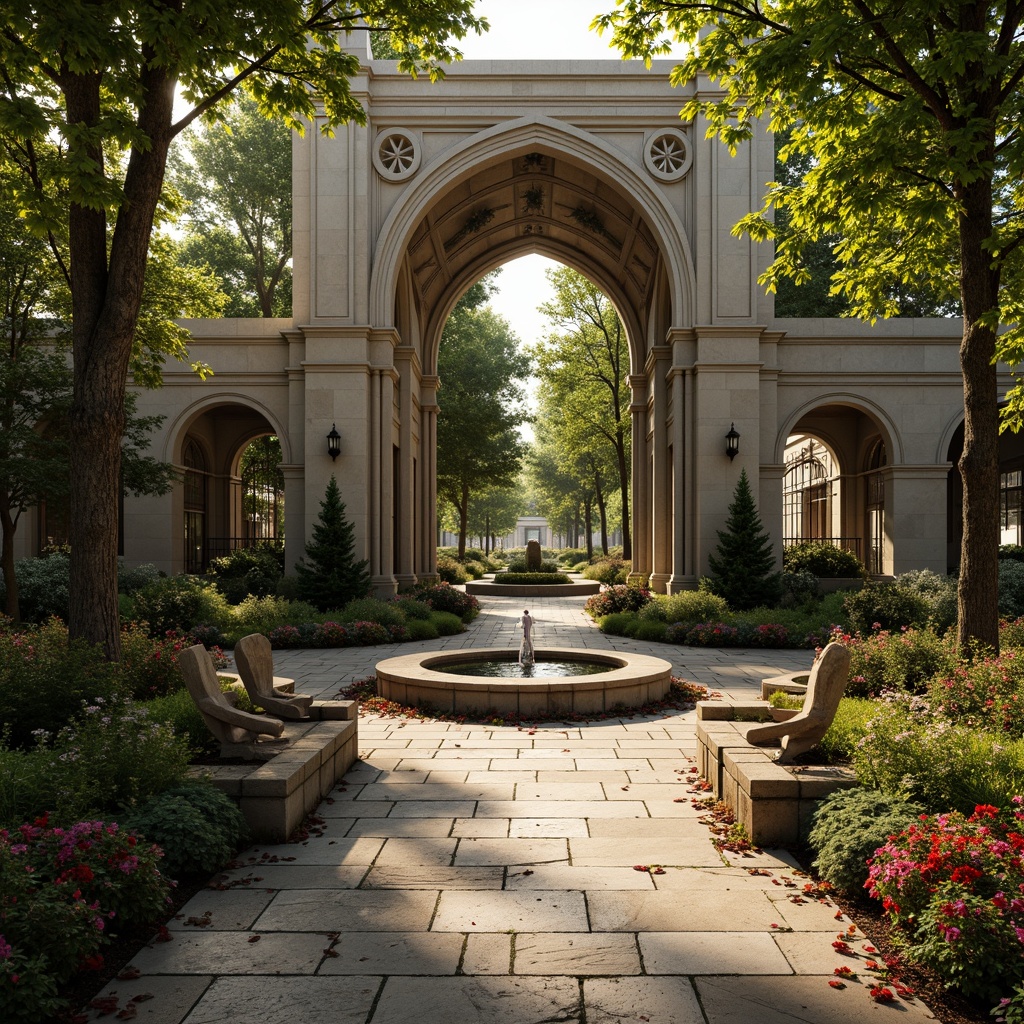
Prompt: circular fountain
<box><xmin>374</xmin><ymin>647</ymin><xmax>673</xmax><ymax>717</ymax></box>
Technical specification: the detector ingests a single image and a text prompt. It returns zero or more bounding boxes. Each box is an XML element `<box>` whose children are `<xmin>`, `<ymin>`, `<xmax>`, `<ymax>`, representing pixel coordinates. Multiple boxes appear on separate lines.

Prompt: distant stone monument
<box><xmin>526</xmin><ymin>539</ymin><xmax>542</xmax><ymax>572</ymax></box>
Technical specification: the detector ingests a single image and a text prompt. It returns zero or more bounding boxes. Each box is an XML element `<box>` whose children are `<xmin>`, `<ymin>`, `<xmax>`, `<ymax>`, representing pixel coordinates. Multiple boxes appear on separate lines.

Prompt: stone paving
<box><xmin>87</xmin><ymin>594</ymin><xmax>937</xmax><ymax>1023</ymax></box>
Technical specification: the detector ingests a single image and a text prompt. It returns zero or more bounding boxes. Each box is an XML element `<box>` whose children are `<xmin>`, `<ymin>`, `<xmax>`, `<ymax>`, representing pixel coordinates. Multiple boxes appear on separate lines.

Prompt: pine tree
<box><xmin>294</xmin><ymin>476</ymin><xmax>371</xmax><ymax>612</ymax></box>
<box><xmin>708</xmin><ymin>469</ymin><xmax>782</xmax><ymax>611</ymax></box>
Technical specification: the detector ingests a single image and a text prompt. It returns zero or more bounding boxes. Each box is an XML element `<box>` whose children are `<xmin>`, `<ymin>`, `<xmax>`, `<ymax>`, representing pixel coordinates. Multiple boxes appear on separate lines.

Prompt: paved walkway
<box><xmin>88</xmin><ymin>594</ymin><xmax>936</xmax><ymax>1023</ymax></box>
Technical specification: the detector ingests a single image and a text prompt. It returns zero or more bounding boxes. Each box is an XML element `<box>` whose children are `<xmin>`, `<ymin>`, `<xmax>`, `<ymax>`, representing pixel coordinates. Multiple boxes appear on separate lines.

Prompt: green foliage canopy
<box><xmin>596</xmin><ymin>0</ymin><xmax>1024</xmax><ymax>651</ymax></box>
<box><xmin>0</xmin><ymin>1</ymin><xmax>487</xmax><ymax>658</ymax></box>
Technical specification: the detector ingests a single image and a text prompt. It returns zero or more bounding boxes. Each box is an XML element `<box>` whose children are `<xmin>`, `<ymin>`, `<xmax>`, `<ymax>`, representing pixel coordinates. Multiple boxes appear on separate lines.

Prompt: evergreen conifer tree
<box><xmin>294</xmin><ymin>476</ymin><xmax>371</xmax><ymax>612</ymax></box>
<box><xmin>708</xmin><ymin>469</ymin><xmax>782</xmax><ymax>611</ymax></box>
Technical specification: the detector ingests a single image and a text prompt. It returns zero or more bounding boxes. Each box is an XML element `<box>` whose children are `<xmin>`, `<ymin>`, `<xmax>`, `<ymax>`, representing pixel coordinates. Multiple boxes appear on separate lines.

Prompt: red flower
<box><xmin>950</xmin><ymin>865</ymin><xmax>983</xmax><ymax>884</ymax></box>
<box><xmin>870</xmin><ymin>986</ymin><xmax>895</xmax><ymax>1002</ymax></box>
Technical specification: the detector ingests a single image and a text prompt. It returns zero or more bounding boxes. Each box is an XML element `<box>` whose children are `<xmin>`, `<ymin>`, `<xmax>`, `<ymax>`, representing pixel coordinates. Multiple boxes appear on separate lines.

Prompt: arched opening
<box><xmin>782</xmin><ymin>435</ymin><xmax>840</xmax><ymax>548</ymax></box>
<box><xmin>864</xmin><ymin>436</ymin><xmax>888</xmax><ymax>575</ymax></box>
<box><xmin>174</xmin><ymin>403</ymin><xmax>285</xmax><ymax>572</ymax></box>
<box><xmin>373</xmin><ymin>126</ymin><xmax>690</xmax><ymax>590</ymax></box>
<box><xmin>946</xmin><ymin>419</ymin><xmax>1024</xmax><ymax>568</ymax></box>
<box><xmin>781</xmin><ymin>402</ymin><xmax>897</xmax><ymax>573</ymax></box>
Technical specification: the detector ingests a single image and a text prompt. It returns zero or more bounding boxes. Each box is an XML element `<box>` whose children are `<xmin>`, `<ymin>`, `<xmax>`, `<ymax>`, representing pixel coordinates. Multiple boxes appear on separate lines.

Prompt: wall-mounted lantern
<box><xmin>327</xmin><ymin>423</ymin><xmax>341</xmax><ymax>461</ymax></box>
<box><xmin>726</xmin><ymin>423</ymin><xmax>740</xmax><ymax>461</ymax></box>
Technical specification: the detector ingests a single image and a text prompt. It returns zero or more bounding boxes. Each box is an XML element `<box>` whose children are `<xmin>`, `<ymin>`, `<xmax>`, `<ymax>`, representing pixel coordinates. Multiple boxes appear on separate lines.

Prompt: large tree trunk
<box><xmin>1</xmin><ymin>500</ymin><xmax>19</xmax><ymax>622</ymax></box>
<box><xmin>584</xmin><ymin>499</ymin><xmax>594</xmax><ymax>561</ymax></box>
<box><xmin>456</xmin><ymin>481</ymin><xmax>469</xmax><ymax>560</ymax></box>
<box><xmin>956</xmin><ymin>175</ymin><xmax>1001</xmax><ymax>654</ymax></box>
<box><xmin>594</xmin><ymin>469</ymin><xmax>609</xmax><ymax>555</ymax></box>
<box><xmin>64</xmin><ymin>65</ymin><xmax>175</xmax><ymax>660</ymax></box>
<box><xmin>616</xmin><ymin>429</ymin><xmax>631</xmax><ymax>559</ymax></box>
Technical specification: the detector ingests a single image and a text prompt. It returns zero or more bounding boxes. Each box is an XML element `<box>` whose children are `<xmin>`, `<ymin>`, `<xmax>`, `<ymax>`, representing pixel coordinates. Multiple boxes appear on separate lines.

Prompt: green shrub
<box><xmin>585</xmin><ymin>585</ymin><xmax>652</xmax><ymax>618</ymax></box>
<box><xmin>780</xmin><ymin>568</ymin><xmax>819</xmax><ymax>606</ymax></box>
<box><xmin>843</xmin><ymin>581</ymin><xmax>931</xmax><ymax>635</ymax></box>
<box><xmin>132</xmin><ymin>574</ymin><xmax>233</xmax><ymax>637</ymax></box>
<box><xmin>1001</xmin><ymin>545</ymin><xmax>1024</xmax><ymax>563</ymax></box>
<box><xmin>807</xmin><ymin>787</ymin><xmax>925</xmax><ymax>892</ymax></box>
<box><xmin>557</xmin><ymin>548</ymin><xmax>588</xmax><ymax>566</ymax></box>
<box><xmin>0</xmin><ymin>619</ymin><xmax>123</xmax><ymax>749</ymax></box>
<box><xmin>340</xmin><ymin>596</ymin><xmax>407</xmax><ymax>627</ymax></box>
<box><xmin>295</xmin><ymin>476</ymin><xmax>371</xmax><ymax>611</ymax></box>
<box><xmin>0</xmin><ymin>745</ymin><xmax>52</xmax><ymax>828</ymax></box>
<box><xmin>391</xmin><ymin>596</ymin><xmax>432</xmax><ymax>620</ymax></box>
<box><xmin>226</xmin><ymin>594</ymin><xmax>322</xmax><ymax>641</ymax></box>
<box><xmin>506</xmin><ymin>556</ymin><xmax>560</xmax><ymax>574</ymax></box>
<box><xmin>598</xmin><ymin>612</ymin><xmax>637</xmax><ymax>636</ymax></box>
<box><xmin>641</xmin><ymin>590</ymin><xmax>730</xmax><ymax>624</ymax></box>
<box><xmin>708</xmin><ymin>470</ymin><xmax>782</xmax><ymax>610</ymax></box>
<box><xmin>436</xmin><ymin>555</ymin><xmax>470</xmax><ymax>584</ymax></box>
<box><xmin>19</xmin><ymin>696</ymin><xmax>193</xmax><ymax>825</ymax></box>
<box><xmin>206</xmin><ymin>546</ymin><xmax>283</xmax><ymax>604</ymax></box>
<box><xmin>893</xmin><ymin>569</ymin><xmax>958</xmax><ymax>632</ymax></box>
<box><xmin>415</xmin><ymin>583</ymin><xmax>479</xmax><ymax>620</ymax></box>
<box><xmin>496</xmin><ymin>572</ymin><xmax>571</xmax><ymax>585</ymax></box>
<box><xmin>118</xmin><ymin>622</ymin><xmax>191</xmax><ymax>700</ymax></box>
<box><xmin>783</xmin><ymin>541</ymin><xmax>865</xmax><ymax>578</ymax></box>
<box><xmin>0</xmin><ymin>552</ymin><xmax>71</xmax><ymax>623</ymax></box>
<box><xmin>853</xmin><ymin>695</ymin><xmax>1024</xmax><ymax>814</ymax></box>
<box><xmin>816</xmin><ymin>697</ymin><xmax>881</xmax><ymax>761</ymax></box>
<box><xmin>144</xmin><ymin>688</ymin><xmax>216</xmax><ymax>756</ymax></box>
<box><xmin>630</xmin><ymin>618</ymin><xmax>667</xmax><ymax>642</ymax></box>
<box><xmin>767</xmin><ymin>691</ymin><xmax>804</xmax><ymax>709</ymax></box>
<box><xmin>117</xmin><ymin>560</ymin><xmax>163</xmax><ymax>595</ymax></box>
<box><xmin>842</xmin><ymin>625</ymin><xmax>957</xmax><ymax>697</ymax></box>
<box><xmin>430</xmin><ymin>611</ymin><xmax>465</xmax><ymax>636</ymax></box>
<box><xmin>582</xmin><ymin>557</ymin><xmax>631</xmax><ymax>585</ymax></box>
<box><xmin>929</xmin><ymin>649</ymin><xmax>1024</xmax><ymax>735</ymax></box>
<box><xmin>405</xmin><ymin>618</ymin><xmax>440</xmax><ymax>641</ymax></box>
<box><xmin>1000</xmin><ymin>560</ymin><xmax>1024</xmax><ymax>620</ymax></box>
<box><xmin>122</xmin><ymin>782</ymin><xmax>249</xmax><ymax>879</ymax></box>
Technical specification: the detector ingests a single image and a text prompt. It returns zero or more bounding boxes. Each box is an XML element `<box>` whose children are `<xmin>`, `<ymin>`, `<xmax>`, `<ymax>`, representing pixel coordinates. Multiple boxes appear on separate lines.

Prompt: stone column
<box><xmin>420</xmin><ymin>375</ymin><xmax>440</xmax><ymax>581</ymax></box>
<box><xmin>650</xmin><ymin>347</ymin><xmax>672</xmax><ymax>592</ymax></box>
<box><xmin>393</xmin><ymin>346</ymin><xmax>418</xmax><ymax>590</ymax></box>
<box><xmin>888</xmin><ymin>465</ymin><xmax>950</xmax><ymax>575</ymax></box>
<box><xmin>627</xmin><ymin>373</ymin><xmax>649</xmax><ymax>584</ymax></box>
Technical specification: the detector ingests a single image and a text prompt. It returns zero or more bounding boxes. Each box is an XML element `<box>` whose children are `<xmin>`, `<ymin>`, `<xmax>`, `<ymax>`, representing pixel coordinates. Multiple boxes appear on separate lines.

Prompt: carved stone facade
<box><xmin>26</xmin><ymin>34</ymin><xmax>1018</xmax><ymax>588</ymax></box>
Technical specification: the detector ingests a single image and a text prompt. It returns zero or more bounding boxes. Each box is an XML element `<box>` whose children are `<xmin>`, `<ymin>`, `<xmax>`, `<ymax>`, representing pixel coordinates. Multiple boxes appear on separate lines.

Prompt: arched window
<box><xmin>865</xmin><ymin>437</ymin><xmax>887</xmax><ymax>575</ymax></box>
<box><xmin>241</xmin><ymin>435</ymin><xmax>284</xmax><ymax>543</ymax></box>
<box><xmin>783</xmin><ymin>437</ymin><xmax>837</xmax><ymax>546</ymax></box>
<box><xmin>183</xmin><ymin>437</ymin><xmax>208</xmax><ymax>573</ymax></box>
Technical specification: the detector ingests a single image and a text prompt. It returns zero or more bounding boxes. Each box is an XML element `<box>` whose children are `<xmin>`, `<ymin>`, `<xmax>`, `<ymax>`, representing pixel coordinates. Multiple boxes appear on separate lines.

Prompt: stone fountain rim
<box><xmin>376</xmin><ymin>647</ymin><xmax>672</xmax><ymax>692</ymax></box>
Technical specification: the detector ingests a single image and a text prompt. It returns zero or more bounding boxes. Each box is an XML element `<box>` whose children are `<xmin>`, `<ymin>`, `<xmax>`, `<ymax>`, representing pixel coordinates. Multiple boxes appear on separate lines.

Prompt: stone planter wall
<box><xmin>696</xmin><ymin>701</ymin><xmax>857</xmax><ymax>846</ymax></box>
<box><xmin>191</xmin><ymin>701</ymin><xmax>358</xmax><ymax>843</ymax></box>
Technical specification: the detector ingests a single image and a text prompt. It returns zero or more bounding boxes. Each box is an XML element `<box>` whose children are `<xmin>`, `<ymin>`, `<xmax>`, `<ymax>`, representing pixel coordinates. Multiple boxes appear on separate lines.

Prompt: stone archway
<box><xmin>367</xmin><ymin>118</ymin><xmax>698</xmax><ymax>592</ymax></box>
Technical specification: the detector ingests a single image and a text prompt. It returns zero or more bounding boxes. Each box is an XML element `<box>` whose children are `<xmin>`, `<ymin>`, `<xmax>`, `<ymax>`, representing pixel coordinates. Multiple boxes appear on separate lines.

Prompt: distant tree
<box><xmin>532</xmin><ymin>268</ymin><xmax>631</xmax><ymax>557</ymax></box>
<box><xmin>172</xmin><ymin>95</ymin><xmax>292</xmax><ymax>317</ymax></box>
<box><xmin>295</xmin><ymin>476</ymin><xmax>370</xmax><ymax>613</ymax></box>
<box><xmin>708</xmin><ymin>469</ymin><xmax>782</xmax><ymax>611</ymax></box>
<box><xmin>437</xmin><ymin>279</ymin><xmax>532</xmax><ymax>559</ymax></box>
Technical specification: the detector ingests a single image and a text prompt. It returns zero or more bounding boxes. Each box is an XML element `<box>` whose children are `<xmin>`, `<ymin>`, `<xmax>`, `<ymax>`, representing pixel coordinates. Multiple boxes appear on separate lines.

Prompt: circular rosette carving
<box><xmin>643</xmin><ymin>128</ymin><xmax>692</xmax><ymax>182</ymax></box>
<box><xmin>373</xmin><ymin>128</ymin><xmax>421</xmax><ymax>181</ymax></box>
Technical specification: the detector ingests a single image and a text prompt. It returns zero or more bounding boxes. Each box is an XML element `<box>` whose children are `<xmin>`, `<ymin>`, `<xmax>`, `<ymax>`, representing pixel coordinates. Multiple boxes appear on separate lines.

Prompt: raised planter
<box><xmin>465</xmin><ymin>578</ymin><xmax>601</xmax><ymax>596</ymax></box>
<box><xmin>190</xmin><ymin>701</ymin><xmax>358</xmax><ymax>842</ymax></box>
<box><xmin>696</xmin><ymin>700</ymin><xmax>857</xmax><ymax>846</ymax></box>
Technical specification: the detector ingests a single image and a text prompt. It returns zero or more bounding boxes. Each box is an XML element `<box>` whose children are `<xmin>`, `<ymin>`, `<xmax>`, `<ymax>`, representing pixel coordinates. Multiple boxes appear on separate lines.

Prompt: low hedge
<box><xmin>493</xmin><ymin>572</ymin><xmax>572</xmax><ymax>585</ymax></box>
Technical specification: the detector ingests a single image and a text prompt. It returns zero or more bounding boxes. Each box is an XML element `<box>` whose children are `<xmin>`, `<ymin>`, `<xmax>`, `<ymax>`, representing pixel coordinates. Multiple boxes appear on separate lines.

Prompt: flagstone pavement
<box><xmin>86</xmin><ymin>593</ymin><xmax>937</xmax><ymax>1023</ymax></box>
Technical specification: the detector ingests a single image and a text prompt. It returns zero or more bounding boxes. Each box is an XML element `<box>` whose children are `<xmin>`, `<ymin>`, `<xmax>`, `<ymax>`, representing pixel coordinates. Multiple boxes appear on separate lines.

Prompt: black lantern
<box><xmin>327</xmin><ymin>423</ymin><xmax>341</xmax><ymax>461</ymax></box>
<box><xmin>726</xmin><ymin>423</ymin><xmax>740</xmax><ymax>460</ymax></box>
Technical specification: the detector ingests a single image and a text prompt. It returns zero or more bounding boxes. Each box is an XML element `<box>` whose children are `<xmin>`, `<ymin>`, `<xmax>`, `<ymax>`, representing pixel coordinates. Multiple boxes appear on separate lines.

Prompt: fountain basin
<box><xmin>375</xmin><ymin>647</ymin><xmax>673</xmax><ymax>717</ymax></box>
